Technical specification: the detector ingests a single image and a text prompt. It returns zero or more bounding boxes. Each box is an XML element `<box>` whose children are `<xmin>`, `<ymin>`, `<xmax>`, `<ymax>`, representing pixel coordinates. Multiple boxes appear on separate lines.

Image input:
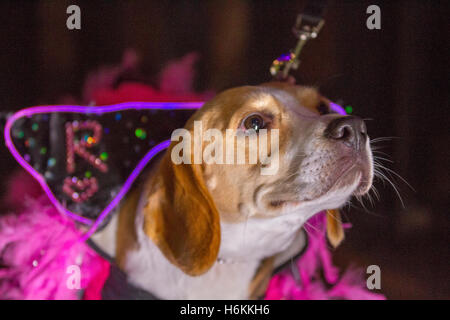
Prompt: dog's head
<box><xmin>142</xmin><ymin>83</ymin><xmax>373</xmax><ymax>275</ymax></box>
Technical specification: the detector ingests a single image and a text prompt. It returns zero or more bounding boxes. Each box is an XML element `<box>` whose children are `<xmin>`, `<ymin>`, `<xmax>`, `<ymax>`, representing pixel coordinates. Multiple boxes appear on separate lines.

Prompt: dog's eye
<box><xmin>243</xmin><ymin>114</ymin><xmax>265</xmax><ymax>132</ymax></box>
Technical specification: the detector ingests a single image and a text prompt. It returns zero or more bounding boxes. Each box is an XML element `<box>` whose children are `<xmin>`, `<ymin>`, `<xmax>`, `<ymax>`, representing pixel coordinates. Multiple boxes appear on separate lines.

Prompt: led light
<box><xmin>345</xmin><ymin>105</ymin><xmax>353</xmax><ymax>114</ymax></box>
<box><xmin>100</xmin><ymin>152</ymin><xmax>108</xmax><ymax>161</ymax></box>
<box><xmin>135</xmin><ymin>128</ymin><xmax>147</xmax><ymax>139</ymax></box>
<box><xmin>47</xmin><ymin>158</ymin><xmax>56</xmax><ymax>167</ymax></box>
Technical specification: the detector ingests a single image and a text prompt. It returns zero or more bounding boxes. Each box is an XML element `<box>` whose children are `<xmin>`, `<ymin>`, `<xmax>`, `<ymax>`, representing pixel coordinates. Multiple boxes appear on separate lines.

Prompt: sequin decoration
<box><xmin>100</xmin><ymin>152</ymin><xmax>108</xmax><ymax>161</ymax></box>
<box><xmin>63</xmin><ymin>176</ymin><xmax>99</xmax><ymax>203</ymax></box>
<box><xmin>47</xmin><ymin>158</ymin><xmax>56</xmax><ymax>167</ymax></box>
<box><xmin>345</xmin><ymin>105</ymin><xmax>353</xmax><ymax>114</ymax></box>
<box><xmin>66</xmin><ymin>120</ymin><xmax>108</xmax><ymax>174</ymax></box>
<box><xmin>135</xmin><ymin>128</ymin><xmax>147</xmax><ymax>140</ymax></box>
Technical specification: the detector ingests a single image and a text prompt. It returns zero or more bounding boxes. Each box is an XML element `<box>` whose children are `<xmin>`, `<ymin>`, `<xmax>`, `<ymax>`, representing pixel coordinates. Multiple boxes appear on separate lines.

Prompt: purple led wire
<box><xmin>329</xmin><ymin>102</ymin><xmax>347</xmax><ymax>115</ymax></box>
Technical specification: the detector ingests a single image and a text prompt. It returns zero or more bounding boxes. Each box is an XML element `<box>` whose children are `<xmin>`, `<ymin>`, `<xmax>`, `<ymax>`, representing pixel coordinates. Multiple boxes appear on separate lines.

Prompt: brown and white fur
<box><xmin>91</xmin><ymin>82</ymin><xmax>373</xmax><ymax>299</ymax></box>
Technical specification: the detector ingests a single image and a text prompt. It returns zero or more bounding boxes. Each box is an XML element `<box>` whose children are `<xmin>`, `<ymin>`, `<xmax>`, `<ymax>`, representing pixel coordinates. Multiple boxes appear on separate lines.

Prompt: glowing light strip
<box><xmin>329</xmin><ymin>102</ymin><xmax>347</xmax><ymax>115</ymax></box>
<box><xmin>4</xmin><ymin>102</ymin><xmax>203</xmax><ymax>233</ymax></box>
<box><xmin>81</xmin><ymin>139</ymin><xmax>170</xmax><ymax>241</ymax></box>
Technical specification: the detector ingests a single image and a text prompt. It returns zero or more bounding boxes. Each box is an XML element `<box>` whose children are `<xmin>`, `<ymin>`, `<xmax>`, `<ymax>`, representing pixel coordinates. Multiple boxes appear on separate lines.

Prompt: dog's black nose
<box><xmin>325</xmin><ymin>116</ymin><xmax>367</xmax><ymax>150</ymax></box>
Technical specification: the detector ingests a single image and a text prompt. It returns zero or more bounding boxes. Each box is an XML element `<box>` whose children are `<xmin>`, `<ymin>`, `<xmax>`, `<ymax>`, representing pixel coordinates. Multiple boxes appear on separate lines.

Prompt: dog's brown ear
<box><xmin>326</xmin><ymin>209</ymin><xmax>345</xmax><ymax>248</ymax></box>
<box><xmin>142</xmin><ymin>147</ymin><xmax>221</xmax><ymax>276</ymax></box>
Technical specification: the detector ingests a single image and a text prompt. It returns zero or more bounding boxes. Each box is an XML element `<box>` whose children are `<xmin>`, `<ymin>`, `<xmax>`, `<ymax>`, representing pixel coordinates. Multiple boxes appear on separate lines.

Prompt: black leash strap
<box><xmin>86</xmin><ymin>239</ymin><xmax>160</xmax><ymax>300</ymax></box>
<box><xmin>270</xmin><ymin>0</ymin><xmax>329</xmax><ymax>80</ymax></box>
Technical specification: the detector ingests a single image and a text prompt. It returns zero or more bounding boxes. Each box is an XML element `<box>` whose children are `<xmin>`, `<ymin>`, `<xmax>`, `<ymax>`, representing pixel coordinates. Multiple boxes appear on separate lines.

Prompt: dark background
<box><xmin>0</xmin><ymin>0</ymin><xmax>448</xmax><ymax>299</ymax></box>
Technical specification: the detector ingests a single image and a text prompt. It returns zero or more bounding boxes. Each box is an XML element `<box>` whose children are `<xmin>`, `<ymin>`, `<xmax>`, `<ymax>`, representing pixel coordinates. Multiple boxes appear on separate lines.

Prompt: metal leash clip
<box><xmin>270</xmin><ymin>13</ymin><xmax>325</xmax><ymax>80</ymax></box>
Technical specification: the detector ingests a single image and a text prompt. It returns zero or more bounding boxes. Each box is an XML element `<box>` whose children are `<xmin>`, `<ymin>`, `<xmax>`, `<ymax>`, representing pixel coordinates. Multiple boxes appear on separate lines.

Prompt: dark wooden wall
<box><xmin>0</xmin><ymin>0</ymin><xmax>448</xmax><ymax>299</ymax></box>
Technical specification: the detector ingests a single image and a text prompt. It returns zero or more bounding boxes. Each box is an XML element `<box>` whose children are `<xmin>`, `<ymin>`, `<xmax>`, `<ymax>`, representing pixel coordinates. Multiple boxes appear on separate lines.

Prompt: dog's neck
<box><xmin>217</xmin><ymin>212</ymin><xmax>310</xmax><ymax>263</ymax></box>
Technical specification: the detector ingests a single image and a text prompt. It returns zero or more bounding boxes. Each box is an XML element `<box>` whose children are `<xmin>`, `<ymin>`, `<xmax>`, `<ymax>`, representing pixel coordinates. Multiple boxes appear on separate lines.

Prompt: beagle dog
<box><xmin>91</xmin><ymin>82</ymin><xmax>373</xmax><ymax>299</ymax></box>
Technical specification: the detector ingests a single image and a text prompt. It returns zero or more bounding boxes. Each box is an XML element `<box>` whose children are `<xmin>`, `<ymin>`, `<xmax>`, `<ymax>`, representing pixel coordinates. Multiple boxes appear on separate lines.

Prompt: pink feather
<box><xmin>0</xmin><ymin>174</ymin><xmax>109</xmax><ymax>299</ymax></box>
<box><xmin>264</xmin><ymin>212</ymin><xmax>385</xmax><ymax>300</ymax></box>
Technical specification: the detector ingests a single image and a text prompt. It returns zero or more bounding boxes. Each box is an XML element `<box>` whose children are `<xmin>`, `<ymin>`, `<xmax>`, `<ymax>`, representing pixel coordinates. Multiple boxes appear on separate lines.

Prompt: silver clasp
<box><xmin>270</xmin><ymin>14</ymin><xmax>325</xmax><ymax>80</ymax></box>
<box><xmin>292</xmin><ymin>14</ymin><xmax>325</xmax><ymax>40</ymax></box>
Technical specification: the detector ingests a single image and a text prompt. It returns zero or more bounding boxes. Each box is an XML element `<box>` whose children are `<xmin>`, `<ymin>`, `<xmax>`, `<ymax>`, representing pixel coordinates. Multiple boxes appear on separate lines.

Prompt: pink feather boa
<box><xmin>0</xmin><ymin>172</ymin><xmax>109</xmax><ymax>299</ymax></box>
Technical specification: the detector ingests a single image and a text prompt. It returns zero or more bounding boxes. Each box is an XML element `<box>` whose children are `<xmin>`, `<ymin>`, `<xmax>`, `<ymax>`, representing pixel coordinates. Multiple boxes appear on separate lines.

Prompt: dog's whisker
<box><xmin>373</xmin><ymin>167</ymin><xmax>405</xmax><ymax>208</ymax></box>
<box><xmin>371</xmin><ymin>150</ymin><xmax>391</xmax><ymax>157</ymax></box>
<box><xmin>343</xmin><ymin>200</ymin><xmax>353</xmax><ymax>212</ymax></box>
<box><xmin>375</xmin><ymin>163</ymin><xmax>415</xmax><ymax>192</ymax></box>
<box><xmin>361</xmin><ymin>194</ymin><xmax>372</xmax><ymax>211</ymax></box>
<box><xmin>372</xmin><ymin>155</ymin><xmax>394</xmax><ymax>163</ymax></box>
<box><xmin>352</xmin><ymin>199</ymin><xmax>384</xmax><ymax>217</ymax></box>
<box><xmin>340</xmin><ymin>205</ymin><xmax>352</xmax><ymax>223</ymax></box>
<box><xmin>304</xmin><ymin>221</ymin><xmax>322</xmax><ymax>234</ymax></box>
<box><xmin>326</xmin><ymin>210</ymin><xmax>342</xmax><ymax>225</ymax></box>
<box><xmin>270</xmin><ymin>170</ymin><xmax>302</xmax><ymax>188</ymax></box>
<box><xmin>370</xmin><ymin>139</ymin><xmax>392</xmax><ymax>143</ymax></box>
<box><xmin>368</xmin><ymin>192</ymin><xmax>375</xmax><ymax>207</ymax></box>
<box><xmin>363</xmin><ymin>189</ymin><xmax>373</xmax><ymax>207</ymax></box>
<box><xmin>355</xmin><ymin>191</ymin><xmax>379</xmax><ymax>214</ymax></box>
<box><xmin>371</xmin><ymin>185</ymin><xmax>380</xmax><ymax>201</ymax></box>
<box><xmin>370</xmin><ymin>136</ymin><xmax>401</xmax><ymax>143</ymax></box>
<box><xmin>304</xmin><ymin>220</ymin><xmax>337</xmax><ymax>251</ymax></box>
<box><xmin>370</xmin><ymin>136</ymin><xmax>410</xmax><ymax>208</ymax></box>
<box><xmin>355</xmin><ymin>195</ymin><xmax>368</xmax><ymax>212</ymax></box>
<box><xmin>370</xmin><ymin>145</ymin><xmax>389</xmax><ymax>151</ymax></box>
<box><xmin>302</xmin><ymin>225</ymin><xmax>313</xmax><ymax>239</ymax></box>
